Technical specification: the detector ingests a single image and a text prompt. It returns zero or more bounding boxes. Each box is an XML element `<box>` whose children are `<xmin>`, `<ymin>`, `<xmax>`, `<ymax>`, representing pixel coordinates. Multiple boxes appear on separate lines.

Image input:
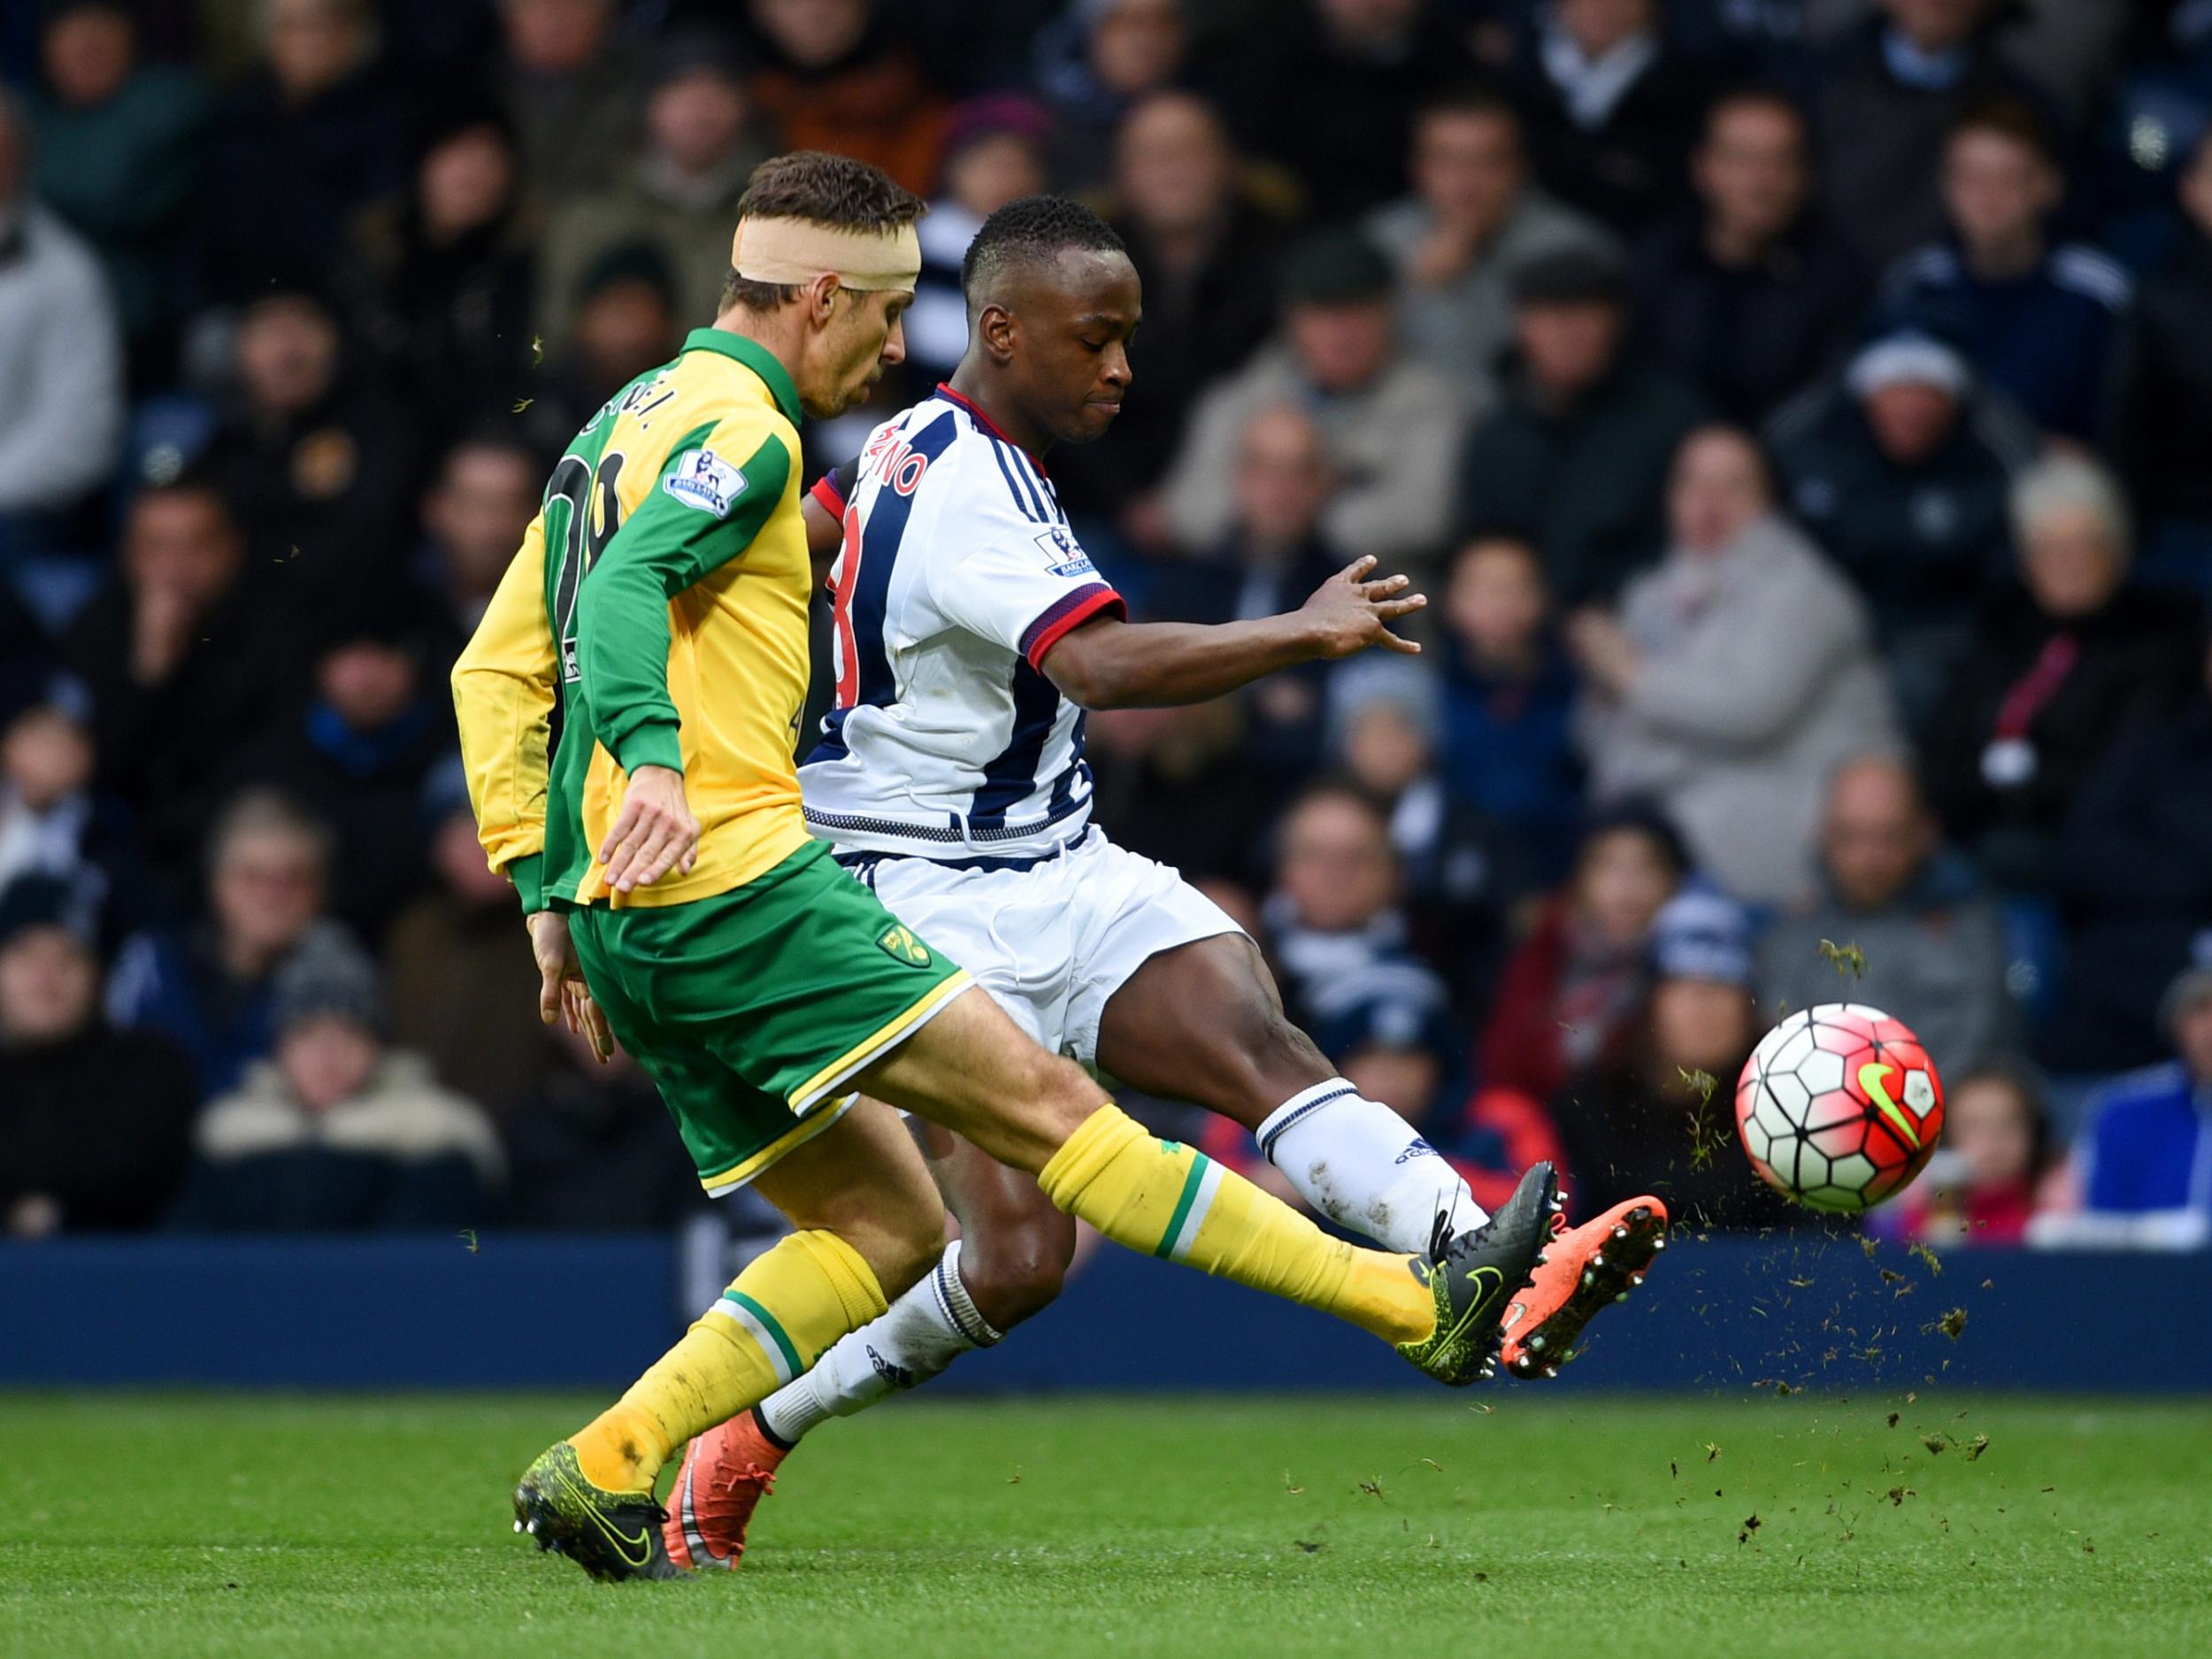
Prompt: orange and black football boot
<box><xmin>1498</xmin><ymin>1195</ymin><xmax>1668</xmax><ymax>1379</ymax></box>
<box><xmin>661</xmin><ymin>1408</ymin><xmax>791</xmax><ymax>1571</ymax></box>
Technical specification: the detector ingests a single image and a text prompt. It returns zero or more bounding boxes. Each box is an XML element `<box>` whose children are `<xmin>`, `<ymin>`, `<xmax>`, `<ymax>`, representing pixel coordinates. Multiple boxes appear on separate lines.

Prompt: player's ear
<box><xmin>806</xmin><ymin>272</ymin><xmax>844</xmax><ymax>329</ymax></box>
<box><xmin>977</xmin><ymin>301</ymin><xmax>1017</xmax><ymax>365</ymax></box>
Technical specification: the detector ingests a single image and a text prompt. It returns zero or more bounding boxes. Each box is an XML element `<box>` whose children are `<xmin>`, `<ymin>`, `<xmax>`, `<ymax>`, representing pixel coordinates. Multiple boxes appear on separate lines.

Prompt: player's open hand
<box><xmin>526</xmin><ymin>910</ymin><xmax>613</xmax><ymax>1063</ymax></box>
<box><xmin>1300</xmin><ymin>557</ymin><xmax>1426</xmax><ymax>659</ymax></box>
<box><xmin>598</xmin><ymin>764</ymin><xmax>700</xmax><ymax>893</ymax></box>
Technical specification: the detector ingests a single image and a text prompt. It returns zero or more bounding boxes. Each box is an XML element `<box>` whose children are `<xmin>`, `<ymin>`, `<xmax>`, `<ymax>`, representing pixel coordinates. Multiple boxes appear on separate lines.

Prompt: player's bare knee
<box><xmin>959</xmin><ymin>1213</ymin><xmax>1073</xmax><ymax>1330</ymax></box>
<box><xmin>1255</xmin><ymin>1010</ymin><xmax>1331</xmax><ymax>1093</ymax></box>
<box><xmin>1196</xmin><ymin>1009</ymin><xmax>1333</xmax><ymax>1128</ymax></box>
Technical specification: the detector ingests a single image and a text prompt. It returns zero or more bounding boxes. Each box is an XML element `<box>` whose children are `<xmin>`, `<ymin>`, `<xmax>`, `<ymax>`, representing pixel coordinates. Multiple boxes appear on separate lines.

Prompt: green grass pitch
<box><xmin>3</xmin><ymin>1393</ymin><xmax>2206</xmax><ymax>1659</ymax></box>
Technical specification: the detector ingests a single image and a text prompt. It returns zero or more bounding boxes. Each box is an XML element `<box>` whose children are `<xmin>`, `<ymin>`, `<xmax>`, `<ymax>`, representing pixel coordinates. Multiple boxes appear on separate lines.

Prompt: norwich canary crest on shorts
<box><xmin>876</xmin><ymin>924</ymin><xmax>933</xmax><ymax>968</ymax></box>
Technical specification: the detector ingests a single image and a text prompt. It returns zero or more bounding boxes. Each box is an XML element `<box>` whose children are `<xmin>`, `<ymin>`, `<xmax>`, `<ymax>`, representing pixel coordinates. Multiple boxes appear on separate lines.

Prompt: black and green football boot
<box><xmin>1396</xmin><ymin>1161</ymin><xmax>1560</xmax><ymax>1386</ymax></box>
<box><xmin>512</xmin><ymin>1441</ymin><xmax>687</xmax><ymax>1582</ymax></box>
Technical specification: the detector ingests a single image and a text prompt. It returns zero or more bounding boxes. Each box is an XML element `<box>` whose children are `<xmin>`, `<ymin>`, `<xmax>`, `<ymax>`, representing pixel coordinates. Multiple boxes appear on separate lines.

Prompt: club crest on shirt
<box><xmin>664</xmin><ymin>449</ymin><xmax>745</xmax><ymax>517</ymax></box>
<box><xmin>1033</xmin><ymin>526</ymin><xmax>1095</xmax><ymax>579</ymax></box>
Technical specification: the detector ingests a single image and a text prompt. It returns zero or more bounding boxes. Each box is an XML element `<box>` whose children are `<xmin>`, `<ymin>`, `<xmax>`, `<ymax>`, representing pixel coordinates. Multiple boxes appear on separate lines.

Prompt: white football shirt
<box><xmin>798</xmin><ymin>386</ymin><xmax>1125</xmax><ymax>863</ymax></box>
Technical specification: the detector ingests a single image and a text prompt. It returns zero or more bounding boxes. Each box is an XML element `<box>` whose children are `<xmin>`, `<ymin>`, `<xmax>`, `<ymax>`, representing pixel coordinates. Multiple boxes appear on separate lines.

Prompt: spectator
<box><xmin>492</xmin><ymin>0</ymin><xmax>641</xmax><ymax>203</ymax></box>
<box><xmin>0</xmin><ymin>87</ymin><xmax>124</xmax><ymax>560</ymax></box>
<box><xmin>200</xmin><ymin>285</ymin><xmax>425</xmax><ymax>618</ymax></box>
<box><xmin>414</xmin><ymin>433</ymin><xmax>543</xmax><ymax>660</ymax></box>
<box><xmin>0</xmin><ymin>702</ymin><xmax>153</xmax><ymax>946</ymax></box>
<box><xmin>1571</xmin><ymin>425</ymin><xmax>1901</xmax><ymax>904</ymax></box>
<box><xmin>1141</xmin><ymin>403</ymin><xmax>1346</xmax><ymax>780</ymax></box>
<box><xmin>2047</xmin><ymin>952</ymin><xmax>2212</xmax><ymax>1251</ymax></box>
<box><xmin>1813</xmin><ymin>0</ymin><xmax>2051</xmax><ymax>270</ymax></box>
<box><xmin>902</xmin><ymin>96</ymin><xmax>1052</xmax><ymax>388</ymax></box>
<box><xmin>522</xmin><ymin>244</ymin><xmax>682</xmax><ymax>455</ymax></box>
<box><xmin>1630</xmin><ymin>84</ymin><xmax>1864</xmax><ymax>422</ymax></box>
<box><xmin>220</xmin><ymin>615</ymin><xmax>450</xmax><ymax>945</ymax></box>
<box><xmin>1056</xmin><ymin>90</ymin><xmax>1284</xmax><ymax>540</ymax></box>
<box><xmin>0</xmin><ymin>872</ymin><xmax>195</xmax><ymax>1235</ymax></box>
<box><xmin>1503</xmin><ymin>0</ymin><xmax>1708</xmax><ymax>235</ymax></box>
<box><xmin>1455</xmin><ymin>245</ymin><xmax>1709</xmax><ymax>605</ymax></box>
<box><xmin>1363</xmin><ymin>88</ymin><xmax>1617</xmax><ymax>388</ymax></box>
<box><xmin>1551</xmin><ymin>883</ymin><xmax>1801</xmax><ymax>1227</ymax></box>
<box><xmin>25</xmin><ymin>0</ymin><xmax>211</xmax><ymax>379</ymax></box>
<box><xmin>2106</xmin><ymin>126</ymin><xmax>2212</xmax><ymax>567</ymax></box>
<box><xmin>1164</xmin><ymin>229</ymin><xmax>1473</xmax><ymax>574</ymax></box>
<box><xmin>1888</xmin><ymin>1055</ymin><xmax>2058</xmax><ymax>1246</ymax></box>
<box><xmin>1766</xmin><ymin>323</ymin><xmax>2035</xmax><ymax>718</ymax></box>
<box><xmin>194</xmin><ymin>0</ymin><xmax>404</xmax><ymax>310</ymax></box>
<box><xmin>1328</xmin><ymin>657</ymin><xmax>1520</xmax><ymax>994</ymax></box>
<box><xmin>535</xmin><ymin>31</ymin><xmax>771</xmax><ymax>357</ymax></box>
<box><xmin>1224</xmin><ymin>0</ymin><xmax>1479</xmax><ymax>222</ymax></box>
<box><xmin>106</xmin><ymin>787</ymin><xmax>356</xmax><ymax>1101</ymax></box>
<box><xmin>1923</xmin><ymin>455</ymin><xmax>2201</xmax><ymax>893</ymax></box>
<box><xmin>1881</xmin><ymin>97</ymin><xmax>2128</xmax><ymax>442</ymax></box>
<box><xmin>386</xmin><ymin>784</ymin><xmax>553</xmax><ymax>1121</ymax></box>
<box><xmin>1763</xmin><ymin>756</ymin><xmax>2014</xmax><ymax>1076</ymax></box>
<box><xmin>173</xmin><ymin>929</ymin><xmax>503</xmax><ymax>1232</ymax></box>
<box><xmin>1479</xmin><ymin>801</ymin><xmax>1686</xmax><ymax>1104</ymax></box>
<box><xmin>1259</xmin><ymin>782</ymin><xmax>1432</xmax><ymax>1035</ymax></box>
<box><xmin>357</xmin><ymin>108</ymin><xmax>535</xmax><ymax>432</ymax></box>
<box><xmin>1032</xmin><ymin>0</ymin><xmax>1189</xmax><ymax>194</ymax></box>
<box><xmin>1438</xmin><ymin>534</ymin><xmax>1582</xmax><ymax>882</ymax></box>
<box><xmin>59</xmin><ymin>480</ymin><xmax>307</xmax><ymax>889</ymax></box>
<box><xmin>1086</xmin><ymin>696</ymin><xmax>1276</xmax><ymax>896</ymax></box>
<box><xmin>2046</xmin><ymin>632</ymin><xmax>2212</xmax><ymax>1075</ymax></box>
<box><xmin>741</xmin><ymin>0</ymin><xmax>948</xmax><ymax>197</ymax></box>
<box><xmin>503</xmin><ymin>1021</ymin><xmax>708</xmax><ymax>1228</ymax></box>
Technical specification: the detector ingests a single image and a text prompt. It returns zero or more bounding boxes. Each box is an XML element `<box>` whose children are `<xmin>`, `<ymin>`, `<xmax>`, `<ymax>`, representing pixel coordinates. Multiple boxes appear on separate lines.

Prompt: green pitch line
<box><xmin>1</xmin><ymin>1394</ymin><xmax>2206</xmax><ymax>1659</ymax></box>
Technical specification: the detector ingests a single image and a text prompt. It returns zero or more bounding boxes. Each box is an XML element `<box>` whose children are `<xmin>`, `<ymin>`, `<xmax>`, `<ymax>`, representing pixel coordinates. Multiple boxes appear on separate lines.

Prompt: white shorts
<box><xmin>848</xmin><ymin>829</ymin><xmax>1242</xmax><ymax>1070</ymax></box>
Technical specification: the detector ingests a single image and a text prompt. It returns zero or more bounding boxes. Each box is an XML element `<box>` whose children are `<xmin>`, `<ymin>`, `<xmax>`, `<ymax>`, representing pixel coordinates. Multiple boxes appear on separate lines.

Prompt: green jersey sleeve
<box><xmin>575</xmin><ymin>426</ymin><xmax>793</xmax><ymax>774</ymax></box>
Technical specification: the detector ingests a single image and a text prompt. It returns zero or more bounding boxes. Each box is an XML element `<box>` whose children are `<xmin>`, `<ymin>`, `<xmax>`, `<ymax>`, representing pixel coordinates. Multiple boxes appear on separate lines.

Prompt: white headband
<box><xmin>731</xmin><ymin>216</ymin><xmax>922</xmax><ymax>292</ymax></box>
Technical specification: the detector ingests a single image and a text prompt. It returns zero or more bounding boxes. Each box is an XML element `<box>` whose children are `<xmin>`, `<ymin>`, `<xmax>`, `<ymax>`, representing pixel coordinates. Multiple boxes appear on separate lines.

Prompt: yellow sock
<box><xmin>1038</xmin><ymin>1104</ymin><xmax>1435</xmax><ymax>1347</ymax></box>
<box><xmin>570</xmin><ymin>1229</ymin><xmax>887</xmax><ymax>1492</ymax></box>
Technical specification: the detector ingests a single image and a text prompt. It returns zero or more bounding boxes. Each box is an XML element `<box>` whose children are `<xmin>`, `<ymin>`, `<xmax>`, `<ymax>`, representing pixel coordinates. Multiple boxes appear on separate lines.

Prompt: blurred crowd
<box><xmin>4</xmin><ymin>0</ymin><xmax>2212</xmax><ymax>1252</ymax></box>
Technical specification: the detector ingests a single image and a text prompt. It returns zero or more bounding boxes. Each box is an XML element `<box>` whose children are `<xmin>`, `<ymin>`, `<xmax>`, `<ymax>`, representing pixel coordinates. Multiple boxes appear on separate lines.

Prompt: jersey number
<box><xmin>549</xmin><ymin>450</ymin><xmax>626</xmax><ymax>683</ymax></box>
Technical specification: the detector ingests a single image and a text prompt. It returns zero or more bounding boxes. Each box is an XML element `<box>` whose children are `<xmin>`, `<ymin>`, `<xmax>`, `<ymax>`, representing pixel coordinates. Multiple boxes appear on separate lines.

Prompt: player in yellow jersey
<box><xmin>453</xmin><ymin>152</ymin><xmax>1557</xmax><ymax>1583</ymax></box>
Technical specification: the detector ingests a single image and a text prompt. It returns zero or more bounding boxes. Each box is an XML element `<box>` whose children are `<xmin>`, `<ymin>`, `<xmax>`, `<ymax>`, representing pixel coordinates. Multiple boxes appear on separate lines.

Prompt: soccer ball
<box><xmin>1734</xmin><ymin>1003</ymin><xmax>1945</xmax><ymax>1214</ymax></box>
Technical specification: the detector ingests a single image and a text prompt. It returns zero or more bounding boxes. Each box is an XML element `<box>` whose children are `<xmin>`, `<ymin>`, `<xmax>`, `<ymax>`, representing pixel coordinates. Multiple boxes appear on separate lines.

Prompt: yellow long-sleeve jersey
<box><xmin>451</xmin><ymin>328</ymin><xmax>815</xmax><ymax>910</ymax></box>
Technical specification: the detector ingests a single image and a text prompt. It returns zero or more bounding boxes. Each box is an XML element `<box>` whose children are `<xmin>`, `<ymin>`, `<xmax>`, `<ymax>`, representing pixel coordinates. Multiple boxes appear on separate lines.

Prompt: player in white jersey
<box><xmin>661</xmin><ymin>199</ymin><xmax>1665</xmax><ymax>1571</ymax></box>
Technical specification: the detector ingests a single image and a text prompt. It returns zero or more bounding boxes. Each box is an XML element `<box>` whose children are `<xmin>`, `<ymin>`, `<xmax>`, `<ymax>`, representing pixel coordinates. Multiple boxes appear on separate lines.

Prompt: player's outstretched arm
<box><xmin>1040</xmin><ymin>556</ymin><xmax>1424</xmax><ymax>710</ymax></box>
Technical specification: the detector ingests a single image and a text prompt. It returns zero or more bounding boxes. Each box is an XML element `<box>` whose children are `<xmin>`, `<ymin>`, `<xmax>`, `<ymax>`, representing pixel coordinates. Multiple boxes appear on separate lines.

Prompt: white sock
<box><xmin>1256</xmin><ymin>1079</ymin><xmax>1485</xmax><ymax>1255</ymax></box>
<box><xmin>756</xmin><ymin>1239</ymin><xmax>1001</xmax><ymax>1444</ymax></box>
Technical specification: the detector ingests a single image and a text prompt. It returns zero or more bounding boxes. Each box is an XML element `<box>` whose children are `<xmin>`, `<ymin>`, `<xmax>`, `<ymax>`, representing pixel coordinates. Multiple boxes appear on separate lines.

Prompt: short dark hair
<box><xmin>1415</xmin><ymin>85</ymin><xmax>1522</xmax><ymax>138</ymax></box>
<box><xmin>1948</xmin><ymin>94</ymin><xmax>2057</xmax><ymax>167</ymax></box>
<box><xmin>960</xmin><ymin>195</ymin><xmax>1126</xmax><ymax>312</ymax></box>
<box><xmin>1702</xmin><ymin>81</ymin><xmax>1809</xmax><ymax>144</ymax></box>
<box><xmin>719</xmin><ymin>150</ymin><xmax>927</xmax><ymax>315</ymax></box>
